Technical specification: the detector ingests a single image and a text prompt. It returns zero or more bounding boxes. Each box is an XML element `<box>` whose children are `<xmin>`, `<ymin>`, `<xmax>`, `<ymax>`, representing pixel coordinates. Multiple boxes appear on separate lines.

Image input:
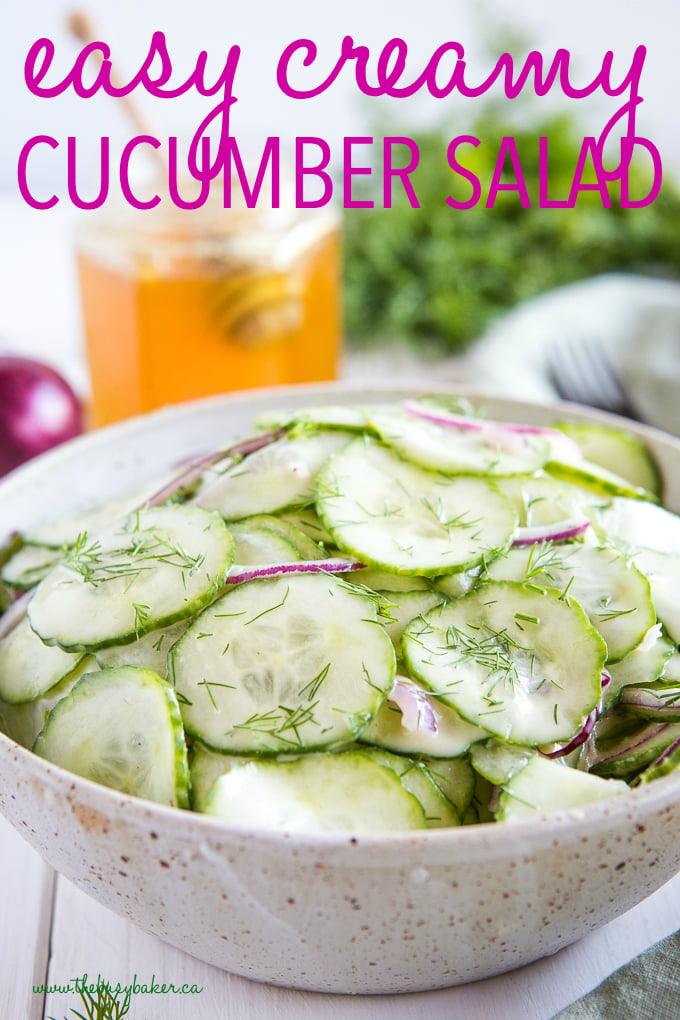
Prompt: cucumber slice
<box><xmin>633</xmin><ymin>735</ymin><xmax>680</xmax><ymax>785</ymax></box>
<box><xmin>275</xmin><ymin>507</ymin><xmax>335</xmax><ymax>547</ymax></box>
<box><xmin>663</xmin><ymin>653</ymin><xmax>680</xmax><ymax>684</ymax></box>
<box><xmin>34</xmin><ymin>665</ymin><xmax>190</xmax><ymax>808</ymax></box>
<box><xmin>484</xmin><ymin>542</ymin><xmax>655</xmax><ymax>662</ymax></box>
<box><xmin>255</xmin><ymin>404</ymin><xmax>373</xmax><ymax>433</ymax></box>
<box><xmin>470</xmin><ymin>739</ymin><xmax>535</xmax><ymax>786</ymax></box>
<box><xmin>315</xmin><ymin>438</ymin><xmax>518</xmax><ymax>576</ymax></box>
<box><xmin>380</xmin><ymin>589</ymin><xmax>447</xmax><ymax>647</ymax></box>
<box><xmin>595</xmin><ymin>496</ymin><xmax>680</xmax><ymax>555</ymax></box>
<box><xmin>547</xmin><ymin>458</ymin><xmax>657</xmax><ymax>503</ymax></box>
<box><xmin>27</xmin><ymin>505</ymin><xmax>234</xmax><ymax>652</ymax></box>
<box><xmin>403</xmin><ymin>581</ymin><xmax>606</xmax><ymax>747</ymax></box>
<box><xmin>583</xmin><ymin>707</ymin><xmax>680</xmax><ymax>780</ymax></box>
<box><xmin>552</xmin><ymin>421</ymin><xmax>662</xmax><ymax>497</ymax></box>
<box><xmin>623</xmin><ymin>548</ymin><xmax>680</xmax><ymax>645</ymax></box>
<box><xmin>496</xmin><ymin>474</ymin><xmax>609</xmax><ymax>528</ymax></box>
<box><xmin>434</xmin><ymin>570</ymin><xmax>480</xmax><ymax>600</ymax></box>
<box><xmin>357</xmin><ymin>747</ymin><xmax>460</xmax><ymax>828</ymax></box>
<box><xmin>95</xmin><ymin>619</ymin><xmax>190</xmax><ymax>677</ymax></box>
<box><xmin>1</xmin><ymin>545</ymin><xmax>62</xmax><ymax>590</ymax></box>
<box><xmin>169</xmin><ymin>573</ymin><xmax>396</xmax><ymax>754</ymax></box>
<box><xmin>235</xmin><ymin>515</ymin><xmax>324</xmax><ymax>560</ymax></box>
<box><xmin>359</xmin><ymin>678</ymin><xmax>486</xmax><ymax>758</ymax></box>
<box><xmin>23</xmin><ymin>480</ymin><xmax>175</xmax><ymax>549</ymax></box>
<box><xmin>190</xmin><ymin>742</ymin><xmax>245</xmax><ymax>812</ymax></box>
<box><xmin>467</xmin><ymin>771</ymin><xmax>496</xmax><ymax>824</ymax></box>
<box><xmin>620</xmin><ymin>682</ymin><xmax>680</xmax><ymax>722</ymax></box>
<box><xmin>194</xmin><ymin>431</ymin><xmax>350</xmax><ymax>519</ymax></box>
<box><xmin>370</xmin><ymin>408</ymin><xmax>551</xmax><ymax>476</ymax></box>
<box><xmin>496</xmin><ymin>755</ymin><xmax>628</xmax><ymax>821</ymax></box>
<box><xmin>605</xmin><ymin>626</ymin><xmax>675</xmax><ymax>708</ymax></box>
<box><xmin>0</xmin><ymin>656</ymin><xmax>96</xmax><ymax>749</ymax></box>
<box><xmin>227</xmin><ymin>520</ymin><xmax>303</xmax><ymax>567</ymax></box>
<box><xmin>421</xmin><ymin>756</ymin><xmax>476</xmax><ymax>818</ymax></box>
<box><xmin>593</xmin><ymin>498</ymin><xmax>680</xmax><ymax>642</ymax></box>
<box><xmin>356</xmin><ymin>569</ymin><xmax>434</xmax><ymax>593</ymax></box>
<box><xmin>0</xmin><ymin>610</ymin><xmax>85</xmax><ymax>704</ymax></box>
<box><xmin>203</xmin><ymin>751</ymin><xmax>427</xmax><ymax>833</ymax></box>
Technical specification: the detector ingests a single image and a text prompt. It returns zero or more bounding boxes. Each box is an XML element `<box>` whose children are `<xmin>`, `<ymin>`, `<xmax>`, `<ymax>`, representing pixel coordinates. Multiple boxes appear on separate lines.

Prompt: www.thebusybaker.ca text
<box><xmin>33</xmin><ymin>973</ymin><xmax>203</xmax><ymax>996</ymax></box>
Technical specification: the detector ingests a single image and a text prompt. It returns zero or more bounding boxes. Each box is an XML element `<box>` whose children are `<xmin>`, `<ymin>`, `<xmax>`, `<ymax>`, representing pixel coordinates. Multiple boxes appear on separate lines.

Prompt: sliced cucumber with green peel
<box><xmin>379</xmin><ymin>589</ymin><xmax>446</xmax><ymax>647</ymax></box>
<box><xmin>483</xmin><ymin>542</ymin><xmax>655</xmax><ymax>662</ymax></box>
<box><xmin>403</xmin><ymin>581</ymin><xmax>606</xmax><ymax>747</ymax></box>
<box><xmin>256</xmin><ymin>404</ymin><xmax>373</xmax><ymax>433</ymax></box>
<box><xmin>34</xmin><ymin>665</ymin><xmax>190</xmax><ymax>808</ymax></box>
<box><xmin>203</xmin><ymin>751</ymin><xmax>427</xmax><ymax>833</ymax></box>
<box><xmin>95</xmin><ymin>619</ymin><xmax>190</xmax><ymax>677</ymax></box>
<box><xmin>434</xmin><ymin>570</ymin><xmax>480</xmax><ymax>600</ymax></box>
<box><xmin>552</xmin><ymin>421</ymin><xmax>661</xmax><ymax>497</ymax></box>
<box><xmin>227</xmin><ymin>520</ymin><xmax>303</xmax><ymax>567</ymax></box>
<box><xmin>663</xmin><ymin>653</ymin><xmax>680</xmax><ymax>684</ymax></box>
<box><xmin>496</xmin><ymin>473</ymin><xmax>609</xmax><ymax>528</ymax></box>
<box><xmin>583</xmin><ymin>707</ymin><xmax>680</xmax><ymax>780</ymax></box>
<box><xmin>0</xmin><ymin>656</ymin><xmax>97</xmax><ymax>749</ymax></box>
<box><xmin>195</xmin><ymin>431</ymin><xmax>350</xmax><ymax>520</ymax></box>
<box><xmin>315</xmin><ymin>438</ymin><xmax>518</xmax><ymax>576</ymax></box>
<box><xmin>594</xmin><ymin>496</ymin><xmax>680</xmax><ymax>555</ymax></box>
<box><xmin>620</xmin><ymin>682</ymin><xmax>680</xmax><ymax>722</ymax></box>
<box><xmin>496</xmin><ymin>755</ymin><xmax>628</xmax><ymax>821</ymax></box>
<box><xmin>275</xmin><ymin>507</ymin><xmax>335</xmax><ymax>547</ymax></box>
<box><xmin>0</xmin><ymin>610</ymin><xmax>85</xmax><ymax>704</ymax></box>
<box><xmin>605</xmin><ymin>626</ymin><xmax>675</xmax><ymax>708</ymax></box>
<box><xmin>27</xmin><ymin>505</ymin><xmax>234</xmax><ymax>652</ymax></box>
<box><xmin>623</xmin><ymin>548</ymin><xmax>680</xmax><ymax>645</ymax></box>
<box><xmin>353</xmin><ymin>568</ymin><xmax>433</xmax><ymax>593</ymax></box>
<box><xmin>357</xmin><ymin>747</ymin><xmax>460</xmax><ymax>828</ymax></box>
<box><xmin>233</xmin><ymin>514</ymin><xmax>324</xmax><ymax>560</ymax></box>
<box><xmin>370</xmin><ymin>408</ymin><xmax>551</xmax><ymax>476</ymax></box>
<box><xmin>359</xmin><ymin>678</ymin><xmax>486</xmax><ymax>758</ymax></box>
<box><xmin>632</xmin><ymin>735</ymin><xmax>680</xmax><ymax>785</ymax></box>
<box><xmin>169</xmin><ymin>573</ymin><xmax>396</xmax><ymax>754</ymax></box>
<box><xmin>190</xmin><ymin>742</ymin><xmax>245</xmax><ymax>812</ymax></box>
<box><xmin>470</xmin><ymin>739</ymin><xmax>536</xmax><ymax>786</ymax></box>
<box><xmin>547</xmin><ymin>458</ymin><xmax>657</xmax><ymax>503</ymax></box>
<box><xmin>24</xmin><ymin>480</ymin><xmax>176</xmax><ymax>549</ymax></box>
<box><xmin>422</xmin><ymin>756</ymin><xmax>476</xmax><ymax>818</ymax></box>
<box><xmin>1</xmin><ymin>545</ymin><xmax>62</xmax><ymax>590</ymax></box>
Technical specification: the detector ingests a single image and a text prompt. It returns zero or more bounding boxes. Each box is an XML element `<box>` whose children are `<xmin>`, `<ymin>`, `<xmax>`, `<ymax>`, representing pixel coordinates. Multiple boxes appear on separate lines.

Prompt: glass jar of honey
<box><xmin>76</xmin><ymin>192</ymin><xmax>341</xmax><ymax>428</ymax></box>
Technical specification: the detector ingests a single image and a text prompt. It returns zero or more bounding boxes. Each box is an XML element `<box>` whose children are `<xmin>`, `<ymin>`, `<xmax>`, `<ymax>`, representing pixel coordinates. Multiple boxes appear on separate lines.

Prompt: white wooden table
<box><xmin>1</xmin><ymin>811</ymin><xmax>679</xmax><ymax>1020</ymax></box>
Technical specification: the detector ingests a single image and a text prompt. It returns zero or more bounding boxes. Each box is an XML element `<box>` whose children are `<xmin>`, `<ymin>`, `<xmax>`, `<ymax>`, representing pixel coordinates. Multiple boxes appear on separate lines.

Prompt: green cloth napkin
<box><xmin>553</xmin><ymin>930</ymin><xmax>680</xmax><ymax>1019</ymax></box>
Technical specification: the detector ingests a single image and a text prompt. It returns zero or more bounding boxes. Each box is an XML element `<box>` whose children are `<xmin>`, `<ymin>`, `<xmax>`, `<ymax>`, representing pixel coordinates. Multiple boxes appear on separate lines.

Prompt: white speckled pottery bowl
<box><xmin>1</xmin><ymin>383</ymin><xmax>679</xmax><ymax>995</ymax></box>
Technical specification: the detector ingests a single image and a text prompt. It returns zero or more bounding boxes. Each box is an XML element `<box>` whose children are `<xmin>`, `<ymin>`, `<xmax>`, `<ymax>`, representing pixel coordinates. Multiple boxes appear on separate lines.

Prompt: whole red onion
<box><xmin>0</xmin><ymin>356</ymin><xmax>83</xmax><ymax>477</ymax></box>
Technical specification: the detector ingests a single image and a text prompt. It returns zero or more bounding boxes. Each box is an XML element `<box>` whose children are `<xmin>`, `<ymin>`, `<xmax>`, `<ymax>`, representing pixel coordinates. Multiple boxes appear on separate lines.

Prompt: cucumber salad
<box><xmin>1</xmin><ymin>395</ymin><xmax>679</xmax><ymax>834</ymax></box>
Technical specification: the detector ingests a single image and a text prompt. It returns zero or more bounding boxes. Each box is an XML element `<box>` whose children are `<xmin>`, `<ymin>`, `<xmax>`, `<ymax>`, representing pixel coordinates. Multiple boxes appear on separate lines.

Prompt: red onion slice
<box><xmin>403</xmin><ymin>399</ymin><xmax>577</xmax><ymax>440</ymax></box>
<box><xmin>543</xmin><ymin>670</ymin><xmax>611</xmax><ymax>759</ymax></box>
<box><xmin>543</xmin><ymin>709</ymin><xmax>598</xmax><ymax>758</ymax></box>
<box><xmin>389</xmin><ymin>678</ymin><xmax>438</xmax><ymax>734</ymax></box>
<box><xmin>226</xmin><ymin>558</ymin><xmax>366</xmax><ymax>585</ymax></box>
<box><xmin>513</xmin><ymin>516</ymin><xmax>591</xmax><ymax>547</ymax></box>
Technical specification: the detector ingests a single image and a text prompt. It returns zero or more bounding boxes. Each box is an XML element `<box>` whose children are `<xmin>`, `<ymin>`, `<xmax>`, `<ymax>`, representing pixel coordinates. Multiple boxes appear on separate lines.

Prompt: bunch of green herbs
<box><xmin>343</xmin><ymin>108</ymin><xmax>680</xmax><ymax>352</ymax></box>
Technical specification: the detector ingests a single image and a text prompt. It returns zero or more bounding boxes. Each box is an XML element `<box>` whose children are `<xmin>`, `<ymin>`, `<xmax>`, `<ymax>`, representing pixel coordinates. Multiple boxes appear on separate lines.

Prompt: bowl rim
<box><xmin>1</xmin><ymin>379</ymin><xmax>680</xmax><ymax>854</ymax></box>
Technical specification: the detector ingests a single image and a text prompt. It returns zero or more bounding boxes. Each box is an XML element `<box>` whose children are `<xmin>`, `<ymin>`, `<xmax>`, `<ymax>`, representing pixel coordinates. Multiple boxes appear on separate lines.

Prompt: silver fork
<box><xmin>546</xmin><ymin>332</ymin><xmax>640</xmax><ymax>420</ymax></box>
